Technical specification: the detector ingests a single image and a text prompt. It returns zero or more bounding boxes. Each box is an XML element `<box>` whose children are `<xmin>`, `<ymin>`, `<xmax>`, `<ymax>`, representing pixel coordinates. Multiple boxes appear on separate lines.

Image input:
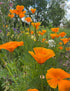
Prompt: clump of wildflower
<box><xmin>51</xmin><ymin>28</ymin><xmax>59</xmax><ymax>32</ymax></box>
<box><xmin>60</xmin><ymin>38</ymin><xmax>69</xmax><ymax>44</ymax></box>
<box><xmin>8</xmin><ymin>5</ymin><xmax>26</xmax><ymax>19</ymax></box>
<box><xmin>59</xmin><ymin>32</ymin><xmax>66</xmax><ymax>37</ymax></box>
<box><xmin>31</xmin><ymin>22</ymin><xmax>41</xmax><ymax>30</ymax></box>
<box><xmin>38</xmin><ymin>30</ymin><xmax>46</xmax><ymax>36</ymax></box>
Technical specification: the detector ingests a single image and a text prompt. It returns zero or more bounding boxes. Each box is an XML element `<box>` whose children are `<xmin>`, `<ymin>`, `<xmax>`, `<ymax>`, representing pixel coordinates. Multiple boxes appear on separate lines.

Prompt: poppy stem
<box><xmin>6</xmin><ymin>65</ymin><xmax>17</xmax><ymax>85</ymax></box>
<box><xmin>40</xmin><ymin>64</ymin><xmax>44</xmax><ymax>91</ymax></box>
<box><xmin>29</xmin><ymin>24</ymin><xmax>31</xmax><ymax>34</ymax></box>
<box><xmin>51</xmin><ymin>88</ymin><xmax>54</xmax><ymax>91</ymax></box>
<box><xmin>34</xmin><ymin>27</ymin><xmax>38</xmax><ymax>41</ymax></box>
<box><xmin>0</xmin><ymin>55</ymin><xmax>17</xmax><ymax>85</ymax></box>
<box><xmin>24</xmin><ymin>22</ymin><xmax>26</xmax><ymax>32</ymax></box>
<box><xmin>9</xmin><ymin>52</ymin><xmax>13</xmax><ymax>62</ymax></box>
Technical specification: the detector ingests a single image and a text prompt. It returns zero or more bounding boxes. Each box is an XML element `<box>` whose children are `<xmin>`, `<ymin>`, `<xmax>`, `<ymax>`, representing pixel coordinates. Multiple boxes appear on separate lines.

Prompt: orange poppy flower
<box><xmin>46</xmin><ymin>68</ymin><xmax>70</xmax><ymax>90</ymax></box>
<box><xmin>38</xmin><ymin>31</ymin><xmax>44</xmax><ymax>36</ymax></box>
<box><xmin>56</xmin><ymin>34</ymin><xmax>60</xmax><ymax>38</ymax></box>
<box><xmin>18</xmin><ymin>10</ymin><xmax>26</xmax><ymax>17</ymax></box>
<box><xmin>3</xmin><ymin>25</ymin><xmax>5</xmax><ymax>28</ymax></box>
<box><xmin>14</xmin><ymin>5</ymin><xmax>24</xmax><ymax>15</ymax></box>
<box><xmin>35</xmin><ymin>22</ymin><xmax>41</xmax><ymax>29</ymax></box>
<box><xmin>25</xmin><ymin>17</ymin><xmax>32</xmax><ymax>22</ymax></box>
<box><xmin>58</xmin><ymin>46</ymin><xmax>63</xmax><ymax>50</ymax></box>
<box><xmin>31</xmin><ymin>23</ymin><xmax>35</xmax><ymax>26</ymax></box>
<box><xmin>22</xmin><ymin>10</ymin><xmax>26</xmax><ymax>14</ymax></box>
<box><xmin>27</xmin><ymin>89</ymin><xmax>39</xmax><ymax>91</ymax></box>
<box><xmin>0</xmin><ymin>41</ymin><xmax>24</xmax><ymax>52</ymax></box>
<box><xmin>66</xmin><ymin>47</ymin><xmax>70</xmax><ymax>51</ymax></box>
<box><xmin>51</xmin><ymin>28</ymin><xmax>59</xmax><ymax>32</ymax></box>
<box><xmin>42</xmin><ymin>38</ymin><xmax>46</xmax><ymax>42</ymax></box>
<box><xmin>59</xmin><ymin>42</ymin><xmax>62</xmax><ymax>45</ymax></box>
<box><xmin>19</xmin><ymin>12</ymin><xmax>25</xmax><ymax>18</ymax></box>
<box><xmin>42</xmin><ymin>30</ymin><xmax>46</xmax><ymax>33</ymax></box>
<box><xmin>60</xmin><ymin>38</ymin><xmax>69</xmax><ymax>44</ymax></box>
<box><xmin>31</xmin><ymin>31</ymin><xmax>34</xmax><ymax>34</ymax></box>
<box><xmin>8</xmin><ymin>14</ymin><xmax>14</xmax><ymax>18</ymax></box>
<box><xmin>9</xmin><ymin>9</ymin><xmax>15</xmax><ymax>13</ymax></box>
<box><xmin>38</xmin><ymin>31</ymin><xmax>41</xmax><ymax>34</ymax></box>
<box><xmin>9</xmin><ymin>5</ymin><xmax>26</xmax><ymax>17</ymax></box>
<box><xmin>6</xmin><ymin>25</ymin><xmax>8</xmax><ymax>28</ymax></box>
<box><xmin>50</xmin><ymin>33</ymin><xmax>57</xmax><ymax>39</ymax></box>
<box><xmin>16</xmin><ymin>5</ymin><xmax>24</xmax><ymax>11</ymax></box>
<box><xmin>31</xmin><ymin>22</ymin><xmax>40</xmax><ymax>30</ymax></box>
<box><xmin>28</xmin><ymin>47</ymin><xmax>55</xmax><ymax>64</ymax></box>
<box><xmin>59</xmin><ymin>32</ymin><xmax>66</xmax><ymax>37</ymax></box>
<box><xmin>31</xmin><ymin>8</ymin><xmax>36</xmax><ymax>14</ymax></box>
<box><xmin>58</xmin><ymin>80</ymin><xmax>70</xmax><ymax>91</ymax></box>
<box><xmin>13</xmin><ymin>9</ymin><xmax>20</xmax><ymax>15</ymax></box>
<box><xmin>68</xmin><ymin>37</ymin><xmax>70</xmax><ymax>40</ymax></box>
<box><xmin>40</xmin><ymin>32</ymin><xmax>44</xmax><ymax>36</ymax></box>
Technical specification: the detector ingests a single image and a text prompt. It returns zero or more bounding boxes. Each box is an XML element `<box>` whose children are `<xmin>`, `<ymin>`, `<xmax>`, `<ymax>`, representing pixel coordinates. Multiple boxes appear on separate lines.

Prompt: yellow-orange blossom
<box><xmin>29</xmin><ymin>47</ymin><xmax>55</xmax><ymax>64</ymax></box>
<box><xmin>46</xmin><ymin>68</ymin><xmax>70</xmax><ymax>91</ymax></box>
<box><xmin>0</xmin><ymin>41</ymin><xmax>24</xmax><ymax>52</ymax></box>
<box><xmin>30</xmin><ymin>8</ymin><xmax>36</xmax><ymax>14</ymax></box>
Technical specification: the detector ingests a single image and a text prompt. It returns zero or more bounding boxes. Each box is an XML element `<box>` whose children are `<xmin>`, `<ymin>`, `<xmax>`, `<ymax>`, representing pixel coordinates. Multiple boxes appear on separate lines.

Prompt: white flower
<box><xmin>48</xmin><ymin>39</ymin><xmax>56</xmax><ymax>47</ymax></box>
